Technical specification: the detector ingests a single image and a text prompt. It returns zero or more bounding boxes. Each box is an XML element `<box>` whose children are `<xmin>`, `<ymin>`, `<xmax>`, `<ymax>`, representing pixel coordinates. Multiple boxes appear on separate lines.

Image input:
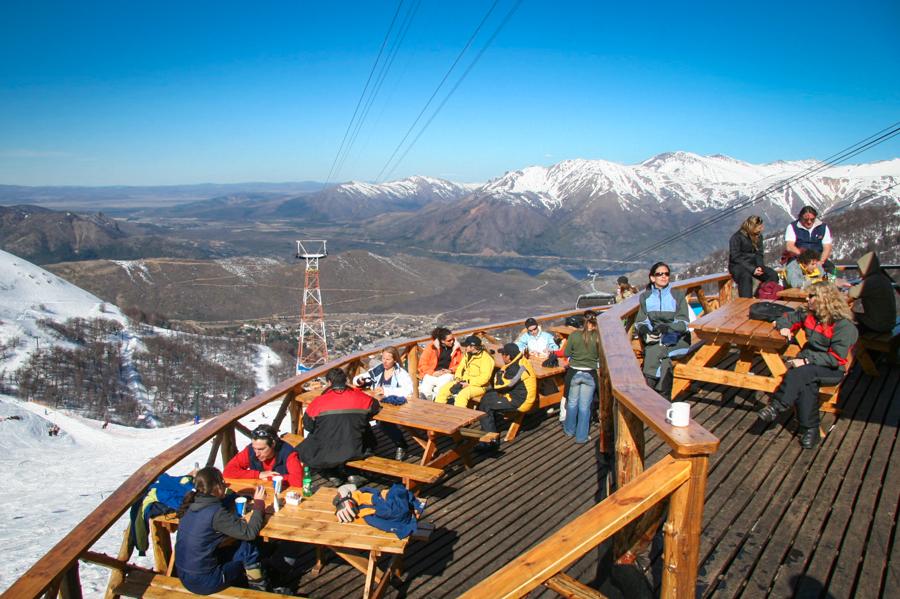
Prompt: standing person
<box><xmin>615</xmin><ymin>276</ymin><xmax>638</xmax><ymax>303</ymax></box>
<box><xmin>563</xmin><ymin>311</ymin><xmax>600</xmax><ymax>443</ymax></box>
<box><xmin>434</xmin><ymin>336</ymin><xmax>495</xmax><ymax>407</ymax></box>
<box><xmin>359</xmin><ymin>346</ymin><xmax>413</xmax><ymax>460</ymax></box>
<box><xmin>223</xmin><ymin>424</ymin><xmax>303</xmax><ymax>489</ymax></box>
<box><xmin>475</xmin><ymin>343</ymin><xmax>537</xmax><ymax>451</ymax></box>
<box><xmin>514</xmin><ymin>317</ymin><xmax>559</xmax><ymax>357</ymax></box>
<box><xmin>758</xmin><ymin>282</ymin><xmax>858</xmax><ymax>448</ymax></box>
<box><xmin>728</xmin><ymin>215</ymin><xmax>779</xmax><ymax>298</ymax></box>
<box><xmin>417</xmin><ymin>327</ymin><xmax>461</xmax><ymax>400</ymax></box>
<box><xmin>849</xmin><ymin>251</ymin><xmax>897</xmax><ymax>334</ymax></box>
<box><xmin>634</xmin><ymin>262</ymin><xmax>692</xmax><ymax>399</ymax></box>
<box><xmin>784</xmin><ymin>249</ymin><xmax>824</xmax><ymax>289</ymax></box>
<box><xmin>784</xmin><ymin>205</ymin><xmax>834</xmax><ymax>271</ymax></box>
<box><xmin>298</xmin><ymin>368</ymin><xmax>379</xmax><ymax>486</ymax></box>
<box><xmin>174</xmin><ymin>467</ymin><xmax>269</xmax><ymax>594</ymax></box>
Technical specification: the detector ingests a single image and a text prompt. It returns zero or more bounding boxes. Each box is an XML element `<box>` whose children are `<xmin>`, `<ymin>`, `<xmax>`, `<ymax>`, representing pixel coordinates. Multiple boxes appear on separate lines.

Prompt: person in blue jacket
<box><xmin>634</xmin><ymin>262</ymin><xmax>692</xmax><ymax>399</ymax></box>
<box><xmin>174</xmin><ymin>467</ymin><xmax>268</xmax><ymax>594</ymax></box>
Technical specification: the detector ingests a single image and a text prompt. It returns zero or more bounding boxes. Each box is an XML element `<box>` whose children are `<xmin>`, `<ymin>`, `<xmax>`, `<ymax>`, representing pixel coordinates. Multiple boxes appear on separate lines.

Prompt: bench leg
<box><xmin>149</xmin><ymin>520</ymin><xmax>172</xmax><ymax>574</ymax></box>
<box><xmin>856</xmin><ymin>347</ymin><xmax>880</xmax><ymax>377</ymax></box>
<box><xmin>504</xmin><ymin>413</ymin><xmax>524</xmax><ymax>442</ymax></box>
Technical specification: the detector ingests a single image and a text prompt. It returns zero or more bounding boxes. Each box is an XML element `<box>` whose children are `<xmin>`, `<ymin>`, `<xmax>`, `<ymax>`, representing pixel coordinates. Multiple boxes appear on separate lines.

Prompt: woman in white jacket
<box><xmin>363</xmin><ymin>346</ymin><xmax>413</xmax><ymax>460</ymax></box>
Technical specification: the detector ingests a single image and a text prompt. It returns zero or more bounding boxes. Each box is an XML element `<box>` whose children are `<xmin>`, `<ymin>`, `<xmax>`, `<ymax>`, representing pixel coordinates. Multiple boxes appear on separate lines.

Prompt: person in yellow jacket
<box><xmin>475</xmin><ymin>343</ymin><xmax>537</xmax><ymax>452</ymax></box>
<box><xmin>434</xmin><ymin>335</ymin><xmax>495</xmax><ymax>406</ymax></box>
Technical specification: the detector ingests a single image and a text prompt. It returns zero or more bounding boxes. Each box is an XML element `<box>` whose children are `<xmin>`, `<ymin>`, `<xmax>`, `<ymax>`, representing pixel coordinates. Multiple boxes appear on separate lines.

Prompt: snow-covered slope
<box><xmin>0</xmin><ymin>248</ymin><xmax>128</xmax><ymax>373</ymax></box>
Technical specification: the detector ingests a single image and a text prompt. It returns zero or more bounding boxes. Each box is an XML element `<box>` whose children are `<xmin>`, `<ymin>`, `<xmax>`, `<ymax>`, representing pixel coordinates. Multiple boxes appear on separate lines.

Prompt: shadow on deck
<box><xmin>281</xmin><ymin>353</ymin><xmax>899</xmax><ymax>598</ymax></box>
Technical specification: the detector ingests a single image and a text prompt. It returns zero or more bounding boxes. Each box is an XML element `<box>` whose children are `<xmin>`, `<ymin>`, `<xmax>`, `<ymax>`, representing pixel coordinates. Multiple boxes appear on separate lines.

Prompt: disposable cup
<box><xmin>235</xmin><ymin>496</ymin><xmax>247</xmax><ymax>516</ymax></box>
<box><xmin>272</xmin><ymin>475</ymin><xmax>283</xmax><ymax>495</ymax></box>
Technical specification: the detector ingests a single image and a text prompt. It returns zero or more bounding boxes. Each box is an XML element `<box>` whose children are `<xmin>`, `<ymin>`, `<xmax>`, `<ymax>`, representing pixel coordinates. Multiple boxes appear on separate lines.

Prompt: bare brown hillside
<box><xmin>45</xmin><ymin>250</ymin><xmax>583</xmax><ymax>325</ymax></box>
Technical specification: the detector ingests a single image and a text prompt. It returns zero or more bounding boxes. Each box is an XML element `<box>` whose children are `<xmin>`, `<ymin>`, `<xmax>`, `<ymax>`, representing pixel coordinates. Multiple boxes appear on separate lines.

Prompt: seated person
<box><xmin>634</xmin><ymin>262</ymin><xmax>692</xmax><ymax>398</ymax></box>
<box><xmin>298</xmin><ymin>368</ymin><xmax>380</xmax><ymax>486</ymax></box>
<box><xmin>174</xmin><ymin>467</ymin><xmax>269</xmax><ymax>593</ymax></box>
<box><xmin>417</xmin><ymin>327</ymin><xmax>461</xmax><ymax>400</ymax></box>
<box><xmin>849</xmin><ymin>251</ymin><xmax>897</xmax><ymax>334</ymax></box>
<box><xmin>784</xmin><ymin>249</ymin><xmax>824</xmax><ymax>289</ymax></box>
<box><xmin>728</xmin><ymin>215</ymin><xmax>779</xmax><ymax>298</ymax></box>
<box><xmin>758</xmin><ymin>282</ymin><xmax>858</xmax><ymax>449</ymax></box>
<box><xmin>615</xmin><ymin>276</ymin><xmax>638</xmax><ymax>303</ymax></box>
<box><xmin>357</xmin><ymin>346</ymin><xmax>413</xmax><ymax>461</ymax></box>
<box><xmin>514</xmin><ymin>317</ymin><xmax>559</xmax><ymax>357</ymax></box>
<box><xmin>476</xmin><ymin>343</ymin><xmax>537</xmax><ymax>451</ymax></box>
<box><xmin>434</xmin><ymin>335</ymin><xmax>495</xmax><ymax>406</ymax></box>
<box><xmin>223</xmin><ymin>424</ymin><xmax>303</xmax><ymax>488</ymax></box>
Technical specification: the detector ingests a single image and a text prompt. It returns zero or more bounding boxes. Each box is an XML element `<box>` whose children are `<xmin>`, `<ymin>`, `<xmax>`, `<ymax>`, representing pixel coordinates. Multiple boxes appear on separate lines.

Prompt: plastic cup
<box><xmin>235</xmin><ymin>496</ymin><xmax>247</xmax><ymax>516</ymax></box>
<box><xmin>272</xmin><ymin>475</ymin><xmax>283</xmax><ymax>495</ymax></box>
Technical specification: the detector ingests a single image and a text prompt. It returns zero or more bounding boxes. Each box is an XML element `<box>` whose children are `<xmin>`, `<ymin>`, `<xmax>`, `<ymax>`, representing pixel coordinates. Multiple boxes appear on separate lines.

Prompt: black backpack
<box><xmin>749</xmin><ymin>302</ymin><xmax>795</xmax><ymax>322</ymax></box>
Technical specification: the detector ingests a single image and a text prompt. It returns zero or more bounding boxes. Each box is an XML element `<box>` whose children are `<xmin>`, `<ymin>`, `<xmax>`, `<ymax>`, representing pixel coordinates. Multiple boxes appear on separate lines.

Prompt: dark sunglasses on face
<box><xmin>653</xmin><ymin>271</ymin><xmax>670</xmax><ymax>277</ymax></box>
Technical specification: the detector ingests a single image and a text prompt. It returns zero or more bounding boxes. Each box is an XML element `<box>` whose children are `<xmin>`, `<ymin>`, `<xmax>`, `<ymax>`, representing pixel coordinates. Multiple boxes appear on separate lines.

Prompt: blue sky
<box><xmin>1</xmin><ymin>0</ymin><xmax>898</xmax><ymax>186</ymax></box>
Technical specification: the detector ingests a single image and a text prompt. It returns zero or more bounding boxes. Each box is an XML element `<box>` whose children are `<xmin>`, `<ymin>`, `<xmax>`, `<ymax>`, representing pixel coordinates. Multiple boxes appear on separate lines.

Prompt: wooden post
<box><xmin>289</xmin><ymin>396</ymin><xmax>302</xmax><ymax>435</ymax></box>
<box><xmin>661</xmin><ymin>455</ymin><xmax>710</xmax><ymax>598</ymax></box>
<box><xmin>103</xmin><ymin>527</ymin><xmax>132</xmax><ymax>599</ymax></box>
<box><xmin>613</xmin><ymin>401</ymin><xmax>651</xmax><ymax>564</ymax></box>
<box><xmin>597</xmin><ymin>370</ymin><xmax>613</xmax><ymax>454</ymax></box>
<box><xmin>219</xmin><ymin>425</ymin><xmax>237</xmax><ymax>464</ymax></box>
<box><xmin>407</xmin><ymin>344</ymin><xmax>419</xmax><ymax>400</ymax></box>
<box><xmin>58</xmin><ymin>564</ymin><xmax>82</xmax><ymax>599</ymax></box>
<box><xmin>150</xmin><ymin>519</ymin><xmax>173</xmax><ymax>574</ymax></box>
<box><xmin>205</xmin><ymin>434</ymin><xmax>222</xmax><ymax>468</ymax></box>
<box><xmin>271</xmin><ymin>390</ymin><xmax>296</xmax><ymax>431</ymax></box>
<box><xmin>718</xmin><ymin>278</ymin><xmax>733</xmax><ymax>306</ymax></box>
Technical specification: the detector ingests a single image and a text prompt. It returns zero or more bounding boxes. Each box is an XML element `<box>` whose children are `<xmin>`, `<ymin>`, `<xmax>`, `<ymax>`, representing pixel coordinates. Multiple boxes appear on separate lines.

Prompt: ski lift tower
<box><xmin>295</xmin><ymin>240</ymin><xmax>329</xmax><ymax>373</ymax></box>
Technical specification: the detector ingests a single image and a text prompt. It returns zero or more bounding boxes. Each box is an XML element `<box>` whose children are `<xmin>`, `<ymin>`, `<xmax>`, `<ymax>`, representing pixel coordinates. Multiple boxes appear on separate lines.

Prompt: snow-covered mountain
<box><xmin>372</xmin><ymin>152</ymin><xmax>900</xmax><ymax>260</ymax></box>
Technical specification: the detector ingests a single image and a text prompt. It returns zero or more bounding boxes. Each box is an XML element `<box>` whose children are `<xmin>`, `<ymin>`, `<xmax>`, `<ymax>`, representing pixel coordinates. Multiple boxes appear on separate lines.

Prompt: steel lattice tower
<box><xmin>295</xmin><ymin>240</ymin><xmax>329</xmax><ymax>373</ymax></box>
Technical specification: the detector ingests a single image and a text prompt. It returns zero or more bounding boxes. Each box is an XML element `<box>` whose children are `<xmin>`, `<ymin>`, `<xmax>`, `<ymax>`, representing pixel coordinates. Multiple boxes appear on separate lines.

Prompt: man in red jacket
<box><xmin>223</xmin><ymin>424</ymin><xmax>304</xmax><ymax>489</ymax></box>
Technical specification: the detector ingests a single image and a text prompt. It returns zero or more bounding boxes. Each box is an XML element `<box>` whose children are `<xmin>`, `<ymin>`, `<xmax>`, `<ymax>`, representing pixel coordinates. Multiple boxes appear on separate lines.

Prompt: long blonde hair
<box><xmin>739</xmin><ymin>215</ymin><xmax>764</xmax><ymax>249</ymax></box>
<box><xmin>808</xmin><ymin>281</ymin><xmax>853</xmax><ymax>324</ymax></box>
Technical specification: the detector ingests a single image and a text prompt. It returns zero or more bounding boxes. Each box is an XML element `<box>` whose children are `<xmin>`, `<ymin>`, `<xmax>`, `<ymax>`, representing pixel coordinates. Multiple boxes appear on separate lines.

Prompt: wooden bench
<box><xmin>84</xmin><ymin>550</ymin><xmax>294</xmax><ymax>599</ymax></box>
<box><xmin>282</xmin><ymin>433</ymin><xmax>444</xmax><ymax>490</ymax></box>
<box><xmin>345</xmin><ymin>456</ymin><xmax>443</xmax><ymax>490</ymax></box>
<box><xmin>855</xmin><ymin>329</ymin><xmax>900</xmax><ymax>376</ymax></box>
<box><xmin>459</xmin><ymin>427</ymin><xmax>500</xmax><ymax>443</ymax></box>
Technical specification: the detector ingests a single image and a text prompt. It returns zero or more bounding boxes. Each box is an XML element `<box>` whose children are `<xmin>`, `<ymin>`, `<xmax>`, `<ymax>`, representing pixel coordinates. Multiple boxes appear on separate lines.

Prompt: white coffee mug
<box><xmin>666</xmin><ymin>402</ymin><xmax>691</xmax><ymax>427</ymax></box>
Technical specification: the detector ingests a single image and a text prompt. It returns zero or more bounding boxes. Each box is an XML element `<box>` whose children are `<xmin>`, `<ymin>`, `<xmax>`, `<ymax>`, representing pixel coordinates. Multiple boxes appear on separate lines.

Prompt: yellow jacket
<box><xmin>454</xmin><ymin>350</ymin><xmax>495</xmax><ymax>388</ymax></box>
<box><xmin>495</xmin><ymin>351</ymin><xmax>537</xmax><ymax>412</ymax></box>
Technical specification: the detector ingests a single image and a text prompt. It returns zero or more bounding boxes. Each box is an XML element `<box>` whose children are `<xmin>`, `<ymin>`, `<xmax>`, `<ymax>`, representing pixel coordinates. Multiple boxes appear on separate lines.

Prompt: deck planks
<box><xmin>265</xmin><ymin>352</ymin><xmax>899</xmax><ymax>598</ymax></box>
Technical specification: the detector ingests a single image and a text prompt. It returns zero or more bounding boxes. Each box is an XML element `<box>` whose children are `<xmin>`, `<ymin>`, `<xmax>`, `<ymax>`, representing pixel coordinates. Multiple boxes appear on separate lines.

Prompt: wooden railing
<box><xmin>1</xmin><ymin>306</ymin><xmax>592</xmax><ymax>599</ymax></box>
<box><xmin>462</xmin><ymin>273</ymin><xmax>731</xmax><ymax>598</ymax></box>
<box><xmin>3</xmin><ymin>272</ymin><xmax>732</xmax><ymax>598</ymax></box>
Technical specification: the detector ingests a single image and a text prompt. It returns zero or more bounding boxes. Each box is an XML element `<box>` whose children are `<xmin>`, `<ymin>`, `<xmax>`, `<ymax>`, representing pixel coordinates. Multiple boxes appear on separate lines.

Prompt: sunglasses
<box><xmin>653</xmin><ymin>271</ymin><xmax>670</xmax><ymax>277</ymax></box>
<box><xmin>251</xmin><ymin>426</ymin><xmax>277</xmax><ymax>442</ymax></box>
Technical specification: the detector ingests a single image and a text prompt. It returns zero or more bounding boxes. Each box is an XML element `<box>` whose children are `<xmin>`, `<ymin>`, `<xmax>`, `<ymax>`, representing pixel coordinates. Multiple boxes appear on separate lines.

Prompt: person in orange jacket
<box><xmin>417</xmin><ymin>327</ymin><xmax>462</xmax><ymax>400</ymax></box>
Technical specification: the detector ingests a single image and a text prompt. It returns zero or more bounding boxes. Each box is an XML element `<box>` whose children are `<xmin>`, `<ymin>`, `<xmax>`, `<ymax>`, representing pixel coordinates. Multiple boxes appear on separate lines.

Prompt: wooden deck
<box><xmin>228</xmin><ymin>354</ymin><xmax>900</xmax><ymax>598</ymax></box>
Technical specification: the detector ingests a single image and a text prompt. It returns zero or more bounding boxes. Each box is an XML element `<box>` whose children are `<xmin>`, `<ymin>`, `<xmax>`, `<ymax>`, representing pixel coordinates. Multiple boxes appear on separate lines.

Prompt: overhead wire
<box><xmin>322</xmin><ymin>0</ymin><xmax>406</xmax><ymax>190</ymax></box>
<box><xmin>335</xmin><ymin>0</ymin><xmax>423</xmax><ymax>179</ymax></box>
<box><xmin>374</xmin><ymin>0</ymin><xmax>505</xmax><ymax>183</ymax></box>
<box><xmin>380</xmin><ymin>0</ymin><xmax>526</xmax><ymax>182</ymax></box>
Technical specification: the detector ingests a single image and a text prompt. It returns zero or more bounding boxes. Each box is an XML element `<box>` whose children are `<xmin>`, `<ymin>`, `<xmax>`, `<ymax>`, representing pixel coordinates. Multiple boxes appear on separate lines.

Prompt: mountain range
<box><xmin>2</xmin><ymin>152</ymin><xmax>898</xmax><ymax>263</ymax></box>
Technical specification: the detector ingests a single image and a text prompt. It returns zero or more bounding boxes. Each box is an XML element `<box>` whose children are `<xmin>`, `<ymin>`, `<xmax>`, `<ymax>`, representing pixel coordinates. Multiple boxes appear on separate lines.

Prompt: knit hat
<box><xmin>460</xmin><ymin>335</ymin><xmax>483</xmax><ymax>348</ymax></box>
<box><xmin>498</xmin><ymin>343</ymin><xmax>520</xmax><ymax>358</ymax></box>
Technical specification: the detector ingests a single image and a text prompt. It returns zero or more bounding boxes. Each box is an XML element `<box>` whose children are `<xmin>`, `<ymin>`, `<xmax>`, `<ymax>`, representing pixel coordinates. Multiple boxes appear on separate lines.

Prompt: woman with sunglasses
<box><xmin>758</xmin><ymin>282</ymin><xmax>857</xmax><ymax>449</ymax></box>
<box><xmin>634</xmin><ymin>262</ymin><xmax>692</xmax><ymax>398</ymax></box>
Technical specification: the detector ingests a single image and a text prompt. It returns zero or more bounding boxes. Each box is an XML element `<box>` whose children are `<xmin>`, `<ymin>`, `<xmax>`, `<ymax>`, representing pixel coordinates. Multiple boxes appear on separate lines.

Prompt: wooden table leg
<box><xmin>363</xmin><ymin>550</ymin><xmax>380</xmax><ymax>599</ymax></box>
<box><xmin>734</xmin><ymin>349</ymin><xmax>754</xmax><ymax>374</ymax></box>
<box><xmin>672</xmin><ymin>343</ymin><xmax>725</xmax><ymax>399</ymax></box>
<box><xmin>760</xmin><ymin>350</ymin><xmax>787</xmax><ymax>378</ymax></box>
<box><xmin>419</xmin><ymin>432</ymin><xmax>438</xmax><ymax>466</ymax></box>
<box><xmin>370</xmin><ymin>555</ymin><xmax>401</xmax><ymax>599</ymax></box>
<box><xmin>311</xmin><ymin>546</ymin><xmax>326</xmax><ymax>576</ymax></box>
<box><xmin>149</xmin><ymin>520</ymin><xmax>172</xmax><ymax>574</ymax></box>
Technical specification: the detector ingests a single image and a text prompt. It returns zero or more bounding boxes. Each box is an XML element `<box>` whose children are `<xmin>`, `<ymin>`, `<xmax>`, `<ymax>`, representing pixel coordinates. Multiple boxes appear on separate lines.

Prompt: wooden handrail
<box><xmin>3</xmin><ymin>274</ymin><xmax>730</xmax><ymax>597</ymax></box>
<box><xmin>458</xmin><ymin>455</ymin><xmax>692</xmax><ymax>598</ymax></box>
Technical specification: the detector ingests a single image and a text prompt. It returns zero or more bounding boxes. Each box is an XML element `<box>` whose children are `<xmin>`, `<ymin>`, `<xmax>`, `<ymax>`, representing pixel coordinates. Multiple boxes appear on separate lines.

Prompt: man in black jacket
<box><xmin>298</xmin><ymin>368</ymin><xmax>379</xmax><ymax>486</ymax></box>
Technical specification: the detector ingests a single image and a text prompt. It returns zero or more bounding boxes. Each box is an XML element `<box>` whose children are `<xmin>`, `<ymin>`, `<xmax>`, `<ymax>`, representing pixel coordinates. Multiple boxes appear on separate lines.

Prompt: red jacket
<box><xmin>223</xmin><ymin>444</ymin><xmax>304</xmax><ymax>489</ymax></box>
<box><xmin>418</xmin><ymin>340</ymin><xmax>462</xmax><ymax>377</ymax></box>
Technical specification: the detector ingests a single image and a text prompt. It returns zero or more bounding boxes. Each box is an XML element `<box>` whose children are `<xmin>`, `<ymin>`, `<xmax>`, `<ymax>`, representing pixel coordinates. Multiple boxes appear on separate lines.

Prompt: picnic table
<box><xmin>152</xmin><ymin>480</ymin><xmax>422</xmax><ymax>599</ymax></box>
<box><xmin>294</xmin><ymin>392</ymin><xmax>485</xmax><ymax>470</ymax></box>
<box><xmin>671</xmin><ymin>297</ymin><xmax>803</xmax><ymax>399</ymax></box>
<box><xmin>547</xmin><ymin>324</ymin><xmax>577</xmax><ymax>338</ymax></box>
<box><xmin>777</xmin><ymin>287</ymin><xmax>809</xmax><ymax>301</ymax></box>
